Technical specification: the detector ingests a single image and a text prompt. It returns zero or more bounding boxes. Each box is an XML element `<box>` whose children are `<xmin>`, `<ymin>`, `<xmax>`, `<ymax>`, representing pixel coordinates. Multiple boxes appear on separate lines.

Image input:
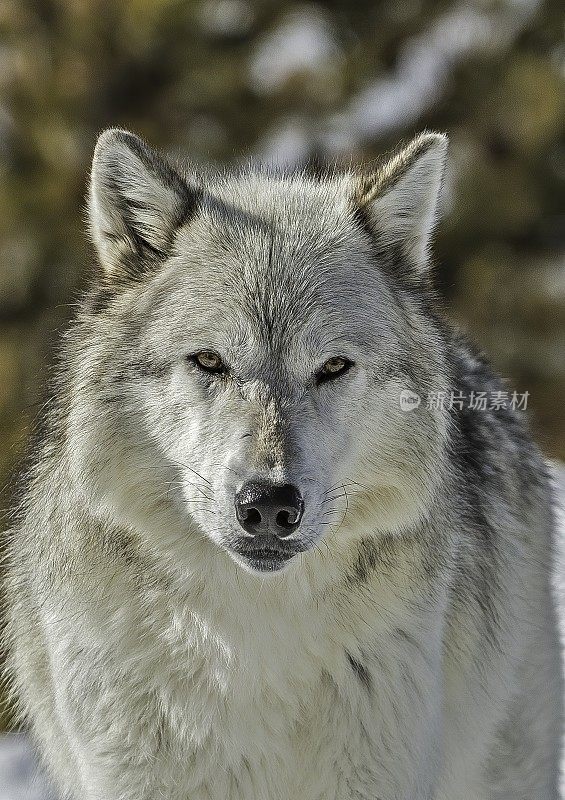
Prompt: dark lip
<box><xmin>230</xmin><ymin>544</ymin><xmax>301</xmax><ymax>572</ymax></box>
<box><xmin>241</xmin><ymin>555</ymin><xmax>292</xmax><ymax>573</ymax></box>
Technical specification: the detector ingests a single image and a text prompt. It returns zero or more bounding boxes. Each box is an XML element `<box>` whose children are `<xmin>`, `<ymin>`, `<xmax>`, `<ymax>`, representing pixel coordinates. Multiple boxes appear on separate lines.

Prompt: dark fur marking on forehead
<box><xmin>199</xmin><ymin>194</ymin><xmax>273</xmax><ymax>235</ymax></box>
<box><xmin>346</xmin><ymin>651</ymin><xmax>373</xmax><ymax>695</ymax></box>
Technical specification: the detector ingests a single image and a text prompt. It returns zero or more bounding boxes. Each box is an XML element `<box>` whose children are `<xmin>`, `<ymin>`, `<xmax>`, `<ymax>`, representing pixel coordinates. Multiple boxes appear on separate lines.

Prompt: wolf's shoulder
<box><xmin>444</xmin><ymin>328</ymin><xmax>549</xmax><ymax>507</ymax></box>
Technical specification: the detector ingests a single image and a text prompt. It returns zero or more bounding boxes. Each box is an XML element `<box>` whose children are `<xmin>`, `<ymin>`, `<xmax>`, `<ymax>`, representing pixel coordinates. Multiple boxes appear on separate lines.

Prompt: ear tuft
<box><xmin>88</xmin><ymin>129</ymin><xmax>195</xmax><ymax>279</ymax></box>
<box><xmin>355</xmin><ymin>132</ymin><xmax>448</xmax><ymax>278</ymax></box>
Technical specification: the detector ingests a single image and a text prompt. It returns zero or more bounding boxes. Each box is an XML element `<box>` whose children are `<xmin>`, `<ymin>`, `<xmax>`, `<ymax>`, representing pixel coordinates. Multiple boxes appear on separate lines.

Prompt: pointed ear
<box><xmin>355</xmin><ymin>132</ymin><xmax>448</xmax><ymax>279</ymax></box>
<box><xmin>88</xmin><ymin>129</ymin><xmax>195</xmax><ymax>278</ymax></box>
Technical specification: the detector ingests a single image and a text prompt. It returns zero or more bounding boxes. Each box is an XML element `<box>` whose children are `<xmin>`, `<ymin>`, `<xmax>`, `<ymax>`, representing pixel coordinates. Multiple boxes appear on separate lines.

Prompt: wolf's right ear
<box><xmin>88</xmin><ymin>129</ymin><xmax>195</xmax><ymax>279</ymax></box>
<box><xmin>354</xmin><ymin>132</ymin><xmax>448</xmax><ymax>281</ymax></box>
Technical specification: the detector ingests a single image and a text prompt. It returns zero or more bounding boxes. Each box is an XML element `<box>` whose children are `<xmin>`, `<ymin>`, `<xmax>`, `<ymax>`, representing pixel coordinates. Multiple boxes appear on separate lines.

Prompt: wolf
<box><xmin>3</xmin><ymin>128</ymin><xmax>563</xmax><ymax>800</ymax></box>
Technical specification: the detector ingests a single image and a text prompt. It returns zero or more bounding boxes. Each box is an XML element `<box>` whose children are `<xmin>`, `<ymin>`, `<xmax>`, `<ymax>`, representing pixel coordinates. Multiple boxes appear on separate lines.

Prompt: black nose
<box><xmin>235</xmin><ymin>481</ymin><xmax>304</xmax><ymax>538</ymax></box>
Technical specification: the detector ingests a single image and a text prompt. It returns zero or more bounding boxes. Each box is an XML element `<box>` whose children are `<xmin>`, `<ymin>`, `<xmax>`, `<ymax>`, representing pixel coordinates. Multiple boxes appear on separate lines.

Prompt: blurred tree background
<box><xmin>0</xmin><ymin>0</ymin><xmax>564</xmax><ymax>725</ymax></box>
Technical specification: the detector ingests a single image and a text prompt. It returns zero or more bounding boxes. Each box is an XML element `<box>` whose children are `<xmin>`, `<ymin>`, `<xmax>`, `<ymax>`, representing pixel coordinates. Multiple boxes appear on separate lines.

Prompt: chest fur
<box><xmin>73</xmin><ymin>574</ymin><xmax>438</xmax><ymax>800</ymax></box>
<box><xmin>52</xmin><ymin>542</ymin><xmax>443</xmax><ymax>800</ymax></box>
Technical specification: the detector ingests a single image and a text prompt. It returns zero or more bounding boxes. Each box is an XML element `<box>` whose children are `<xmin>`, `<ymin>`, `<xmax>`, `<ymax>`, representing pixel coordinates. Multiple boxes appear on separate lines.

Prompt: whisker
<box><xmin>170</xmin><ymin>460</ymin><xmax>212</xmax><ymax>487</ymax></box>
<box><xmin>321</xmin><ymin>493</ymin><xmax>347</xmax><ymax>505</ymax></box>
<box><xmin>322</xmin><ymin>509</ymin><xmax>341</xmax><ymax>517</ymax></box>
<box><xmin>344</xmin><ymin>478</ymin><xmax>371</xmax><ymax>492</ymax></box>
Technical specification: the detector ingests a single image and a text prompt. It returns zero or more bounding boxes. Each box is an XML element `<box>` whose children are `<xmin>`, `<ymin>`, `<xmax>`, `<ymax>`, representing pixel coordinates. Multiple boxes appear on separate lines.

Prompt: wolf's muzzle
<box><xmin>234</xmin><ymin>481</ymin><xmax>304</xmax><ymax>538</ymax></box>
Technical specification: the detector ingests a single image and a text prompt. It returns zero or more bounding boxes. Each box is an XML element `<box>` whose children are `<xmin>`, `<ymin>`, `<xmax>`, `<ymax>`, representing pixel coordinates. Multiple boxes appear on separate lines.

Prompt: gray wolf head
<box><xmin>73</xmin><ymin>129</ymin><xmax>451</xmax><ymax>575</ymax></box>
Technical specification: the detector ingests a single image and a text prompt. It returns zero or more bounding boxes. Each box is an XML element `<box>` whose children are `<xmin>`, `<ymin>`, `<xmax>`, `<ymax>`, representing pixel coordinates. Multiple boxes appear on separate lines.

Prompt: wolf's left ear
<box><xmin>88</xmin><ymin>129</ymin><xmax>195</xmax><ymax>278</ymax></box>
<box><xmin>355</xmin><ymin>132</ymin><xmax>448</xmax><ymax>279</ymax></box>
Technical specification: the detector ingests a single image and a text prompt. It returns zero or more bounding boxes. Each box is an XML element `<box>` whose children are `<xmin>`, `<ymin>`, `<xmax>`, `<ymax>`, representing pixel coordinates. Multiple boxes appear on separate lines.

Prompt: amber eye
<box><xmin>192</xmin><ymin>351</ymin><xmax>225</xmax><ymax>373</ymax></box>
<box><xmin>317</xmin><ymin>357</ymin><xmax>353</xmax><ymax>384</ymax></box>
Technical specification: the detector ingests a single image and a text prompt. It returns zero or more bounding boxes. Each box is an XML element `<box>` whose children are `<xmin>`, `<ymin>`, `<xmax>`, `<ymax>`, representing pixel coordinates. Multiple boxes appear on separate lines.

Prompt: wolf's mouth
<box><xmin>230</xmin><ymin>542</ymin><xmax>301</xmax><ymax>573</ymax></box>
<box><xmin>240</xmin><ymin>548</ymin><xmax>295</xmax><ymax>572</ymax></box>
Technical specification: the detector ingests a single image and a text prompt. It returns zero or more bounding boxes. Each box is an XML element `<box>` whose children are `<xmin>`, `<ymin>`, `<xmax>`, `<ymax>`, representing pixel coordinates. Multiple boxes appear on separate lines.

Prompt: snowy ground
<box><xmin>1</xmin><ymin>465</ymin><xmax>564</xmax><ymax>800</ymax></box>
<box><xmin>0</xmin><ymin>736</ymin><xmax>55</xmax><ymax>800</ymax></box>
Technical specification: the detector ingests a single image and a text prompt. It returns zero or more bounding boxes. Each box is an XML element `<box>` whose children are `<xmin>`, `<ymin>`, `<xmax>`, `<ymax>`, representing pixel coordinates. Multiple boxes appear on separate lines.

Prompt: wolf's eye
<box><xmin>316</xmin><ymin>357</ymin><xmax>353</xmax><ymax>384</ymax></box>
<box><xmin>192</xmin><ymin>351</ymin><xmax>225</xmax><ymax>373</ymax></box>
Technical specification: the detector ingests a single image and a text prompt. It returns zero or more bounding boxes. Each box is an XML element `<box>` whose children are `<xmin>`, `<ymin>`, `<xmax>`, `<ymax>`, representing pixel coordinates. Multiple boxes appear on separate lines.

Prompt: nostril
<box><xmin>243</xmin><ymin>507</ymin><xmax>262</xmax><ymax>527</ymax></box>
<box><xmin>274</xmin><ymin>493</ymin><xmax>304</xmax><ymax>537</ymax></box>
<box><xmin>276</xmin><ymin>509</ymin><xmax>294</xmax><ymax>529</ymax></box>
